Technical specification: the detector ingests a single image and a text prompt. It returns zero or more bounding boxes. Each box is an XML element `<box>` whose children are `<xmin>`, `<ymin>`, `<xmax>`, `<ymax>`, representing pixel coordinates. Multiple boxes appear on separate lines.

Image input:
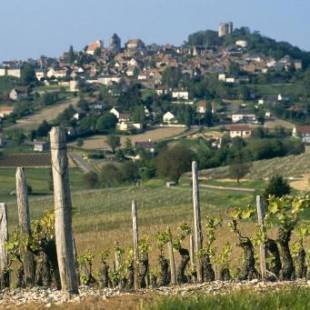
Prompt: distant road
<box><xmin>199</xmin><ymin>184</ymin><xmax>255</xmax><ymax>193</ymax></box>
<box><xmin>9</xmin><ymin>97</ymin><xmax>79</xmax><ymax>130</ymax></box>
<box><xmin>69</xmin><ymin>153</ymin><xmax>92</xmax><ymax>174</ymax></box>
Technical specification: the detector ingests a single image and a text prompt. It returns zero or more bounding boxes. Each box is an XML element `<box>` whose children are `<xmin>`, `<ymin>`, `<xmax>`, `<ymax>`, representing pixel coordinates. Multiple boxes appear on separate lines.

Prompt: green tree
<box><xmin>36</xmin><ymin>120</ymin><xmax>51</xmax><ymax>137</ymax></box>
<box><xmin>263</xmin><ymin>175</ymin><xmax>291</xmax><ymax>199</ymax></box>
<box><xmin>106</xmin><ymin>135</ymin><xmax>121</xmax><ymax>153</ymax></box>
<box><xmin>21</xmin><ymin>63</ymin><xmax>36</xmax><ymax>85</ymax></box>
<box><xmin>68</xmin><ymin>45</ymin><xmax>76</xmax><ymax>64</ymax></box>
<box><xmin>156</xmin><ymin>144</ymin><xmax>194</xmax><ymax>183</ymax></box>
<box><xmin>95</xmin><ymin>113</ymin><xmax>118</xmax><ymax>132</ymax></box>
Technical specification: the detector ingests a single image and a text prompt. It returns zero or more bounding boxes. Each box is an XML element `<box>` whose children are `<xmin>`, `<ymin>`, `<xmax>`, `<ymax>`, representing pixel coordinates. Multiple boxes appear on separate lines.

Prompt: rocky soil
<box><xmin>1</xmin><ymin>280</ymin><xmax>310</xmax><ymax>309</ymax></box>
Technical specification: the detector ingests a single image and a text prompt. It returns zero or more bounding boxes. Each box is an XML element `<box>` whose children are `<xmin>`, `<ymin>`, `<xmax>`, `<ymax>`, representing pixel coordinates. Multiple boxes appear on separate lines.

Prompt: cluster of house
<box><xmin>0</xmin><ymin>24</ymin><xmax>303</xmax><ymax>93</ymax></box>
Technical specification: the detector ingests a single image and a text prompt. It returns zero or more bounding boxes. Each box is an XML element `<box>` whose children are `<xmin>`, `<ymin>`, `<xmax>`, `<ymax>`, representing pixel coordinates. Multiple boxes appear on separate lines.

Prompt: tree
<box><xmin>263</xmin><ymin>175</ymin><xmax>291</xmax><ymax>199</ymax></box>
<box><xmin>68</xmin><ymin>45</ymin><xmax>76</xmax><ymax>64</ymax></box>
<box><xmin>229</xmin><ymin>156</ymin><xmax>252</xmax><ymax>184</ymax></box>
<box><xmin>21</xmin><ymin>63</ymin><xmax>36</xmax><ymax>85</ymax></box>
<box><xmin>95</xmin><ymin>113</ymin><xmax>117</xmax><ymax>132</ymax></box>
<box><xmin>156</xmin><ymin>144</ymin><xmax>194</xmax><ymax>183</ymax></box>
<box><xmin>106</xmin><ymin>135</ymin><xmax>121</xmax><ymax>153</ymax></box>
<box><xmin>36</xmin><ymin>120</ymin><xmax>51</xmax><ymax>137</ymax></box>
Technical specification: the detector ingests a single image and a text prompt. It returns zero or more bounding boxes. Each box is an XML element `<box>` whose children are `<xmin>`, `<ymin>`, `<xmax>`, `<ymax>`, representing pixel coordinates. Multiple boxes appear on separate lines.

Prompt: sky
<box><xmin>0</xmin><ymin>0</ymin><xmax>309</xmax><ymax>61</ymax></box>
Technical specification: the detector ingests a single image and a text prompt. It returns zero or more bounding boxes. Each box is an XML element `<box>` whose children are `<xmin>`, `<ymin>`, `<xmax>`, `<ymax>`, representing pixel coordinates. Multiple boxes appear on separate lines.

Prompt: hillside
<box><xmin>202</xmin><ymin>148</ymin><xmax>310</xmax><ymax>180</ymax></box>
<box><xmin>186</xmin><ymin>27</ymin><xmax>310</xmax><ymax>66</ymax></box>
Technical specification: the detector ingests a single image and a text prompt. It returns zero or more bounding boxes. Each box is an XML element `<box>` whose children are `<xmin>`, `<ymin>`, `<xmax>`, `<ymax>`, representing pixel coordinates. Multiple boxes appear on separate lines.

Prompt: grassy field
<box><xmin>147</xmin><ymin>287</ymin><xmax>310</xmax><ymax>310</ymax></box>
<box><xmin>71</xmin><ymin>127</ymin><xmax>187</xmax><ymax>150</ymax></box>
<box><xmin>0</xmin><ymin>167</ymin><xmax>85</xmax><ymax>202</ymax></box>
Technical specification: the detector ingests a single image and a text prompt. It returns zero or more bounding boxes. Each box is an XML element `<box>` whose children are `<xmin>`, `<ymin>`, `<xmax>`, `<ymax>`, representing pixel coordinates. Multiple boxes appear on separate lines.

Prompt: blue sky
<box><xmin>0</xmin><ymin>0</ymin><xmax>309</xmax><ymax>61</ymax></box>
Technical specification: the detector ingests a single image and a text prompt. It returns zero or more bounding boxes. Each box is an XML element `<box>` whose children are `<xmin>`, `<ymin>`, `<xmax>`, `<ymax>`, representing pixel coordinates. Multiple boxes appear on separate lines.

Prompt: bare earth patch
<box><xmin>73</xmin><ymin>127</ymin><xmax>186</xmax><ymax>150</ymax></box>
<box><xmin>290</xmin><ymin>173</ymin><xmax>310</xmax><ymax>191</ymax></box>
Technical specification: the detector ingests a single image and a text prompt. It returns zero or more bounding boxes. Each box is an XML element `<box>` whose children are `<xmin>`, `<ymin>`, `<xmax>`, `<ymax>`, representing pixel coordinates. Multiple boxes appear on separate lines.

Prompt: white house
<box><xmin>35</xmin><ymin>70</ymin><xmax>46</xmax><ymax>80</ymax></box>
<box><xmin>9</xmin><ymin>88</ymin><xmax>27</xmax><ymax>101</ymax></box>
<box><xmin>229</xmin><ymin>125</ymin><xmax>252</xmax><ymax>139</ymax></box>
<box><xmin>232</xmin><ymin>113</ymin><xmax>256</xmax><ymax>123</ymax></box>
<box><xmin>292</xmin><ymin>126</ymin><xmax>310</xmax><ymax>144</ymax></box>
<box><xmin>7</xmin><ymin>68</ymin><xmax>21</xmax><ymax>78</ymax></box>
<box><xmin>47</xmin><ymin>68</ymin><xmax>68</xmax><ymax>79</ymax></box>
<box><xmin>33</xmin><ymin>140</ymin><xmax>49</xmax><ymax>152</ymax></box>
<box><xmin>235</xmin><ymin>40</ymin><xmax>248</xmax><ymax>48</ymax></box>
<box><xmin>110</xmin><ymin>107</ymin><xmax>120</xmax><ymax>119</ymax></box>
<box><xmin>172</xmin><ymin>91</ymin><xmax>189</xmax><ymax>100</ymax></box>
<box><xmin>163</xmin><ymin>112</ymin><xmax>177</xmax><ymax>124</ymax></box>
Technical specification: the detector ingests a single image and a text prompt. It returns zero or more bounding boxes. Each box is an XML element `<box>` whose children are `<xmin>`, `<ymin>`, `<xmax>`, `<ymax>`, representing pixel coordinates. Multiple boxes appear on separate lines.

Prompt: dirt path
<box><xmin>9</xmin><ymin>97</ymin><xmax>79</xmax><ymax>130</ymax></box>
<box><xmin>290</xmin><ymin>174</ymin><xmax>310</xmax><ymax>191</ymax></box>
<box><xmin>69</xmin><ymin>153</ymin><xmax>92</xmax><ymax>173</ymax></box>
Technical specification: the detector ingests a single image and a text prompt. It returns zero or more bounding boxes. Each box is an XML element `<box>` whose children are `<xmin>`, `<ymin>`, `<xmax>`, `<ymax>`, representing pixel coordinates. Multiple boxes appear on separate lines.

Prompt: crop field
<box><xmin>9</xmin><ymin>96</ymin><xmax>79</xmax><ymax>130</ymax></box>
<box><xmin>0</xmin><ymin>153</ymin><xmax>51</xmax><ymax>168</ymax></box>
<box><xmin>72</xmin><ymin>127</ymin><xmax>187</xmax><ymax>150</ymax></box>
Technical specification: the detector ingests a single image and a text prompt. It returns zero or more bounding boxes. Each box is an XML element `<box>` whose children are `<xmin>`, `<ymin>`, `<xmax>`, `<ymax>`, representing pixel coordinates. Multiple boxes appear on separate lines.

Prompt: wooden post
<box><xmin>50</xmin><ymin>127</ymin><xmax>79</xmax><ymax>295</ymax></box>
<box><xmin>167</xmin><ymin>228</ymin><xmax>176</xmax><ymax>285</ymax></box>
<box><xmin>192</xmin><ymin>161</ymin><xmax>203</xmax><ymax>282</ymax></box>
<box><xmin>131</xmin><ymin>200</ymin><xmax>139</xmax><ymax>290</ymax></box>
<box><xmin>189</xmin><ymin>233</ymin><xmax>195</xmax><ymax>270</ymax></box>
<box><xmin>256</xmin><ymin>195</ymin><xmax>266</xmax><ymax>280</ymax></box>
<box><xmin>16</xmin><ymin>167</ymin><xmax>35</xmax><ymax>286</ymax></box>
<box><xmin>0</xmin><ymin>203</ymin><xmax>8</xmax><ymax>276</ymax></box>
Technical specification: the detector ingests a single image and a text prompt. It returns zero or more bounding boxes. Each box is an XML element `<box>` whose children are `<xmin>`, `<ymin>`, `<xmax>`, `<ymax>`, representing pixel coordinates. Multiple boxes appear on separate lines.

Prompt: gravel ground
<box><xmin>1</xmin><ymin>280</ymin><xmax>310</xmax><ymax>308</ymax></box>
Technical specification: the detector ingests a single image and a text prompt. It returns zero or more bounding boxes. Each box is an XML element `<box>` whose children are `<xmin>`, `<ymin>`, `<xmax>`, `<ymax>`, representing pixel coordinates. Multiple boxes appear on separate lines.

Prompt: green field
<box><xmin>0</xmin><ymin>167</ymin><xmax>85</xmax><ymax>203</ymax></box>
<box><xmin>147</xmin><ymin>287</ymin><xmax>310</xmax><ymax>310</ymax></box>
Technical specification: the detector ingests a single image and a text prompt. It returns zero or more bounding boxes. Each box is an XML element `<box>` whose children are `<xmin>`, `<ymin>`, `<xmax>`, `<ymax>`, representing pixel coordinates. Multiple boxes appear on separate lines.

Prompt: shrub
<box><xmin>83</xmin><ymin>171</ymin><xmax>99</xmax><ymax>188</ymax></box>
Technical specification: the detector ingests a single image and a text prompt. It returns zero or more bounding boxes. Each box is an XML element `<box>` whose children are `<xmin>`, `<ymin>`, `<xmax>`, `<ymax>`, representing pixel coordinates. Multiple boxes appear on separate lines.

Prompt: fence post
<box><xmin>167</xmin><ymin>227</ymin><xmax>176</xmax><ymax>285</ymax></box>
<box><xmin>189</xmin><ymin>233</ymin><xmax>195</xmax><ymax>271</ymax></box>
<box><xmin>16</xmin><ymin>167</ymin><xmax>35</xmax><ymax>286</ymax></box>
<box><xmin>256</xmin><ymin>195</ymin><xmax>267</xmax><ymax>280</ymax></box>
<box><xmin>0</xmin><ymin>203</ymin><xmax>8</xmax><ymax>283</ymax></box>
<box><xmin>192</xmin><ymin>161</ymin><xmax>203</xmax><ymax>282</ymax></box>
<box><xmin>50</xmin><ymin>127</ymin><xmax>79</xmax><ymax>296</ymax></box>
<box><xmin>131</xmin><ymin>200</ymin><xmax>139</xmax><ymax>290</ymax></box>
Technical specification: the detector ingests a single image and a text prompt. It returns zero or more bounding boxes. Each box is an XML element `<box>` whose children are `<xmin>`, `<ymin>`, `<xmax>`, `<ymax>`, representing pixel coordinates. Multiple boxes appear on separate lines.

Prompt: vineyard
<box><xmin>0</xmin><ymin>154</ymin><xmax>50</xmax><ymax>167</ymax></box>
<box><xmin>0</xmin><ymin>128</ymin><xmax>310</xmax><ymax>309</ymax></box>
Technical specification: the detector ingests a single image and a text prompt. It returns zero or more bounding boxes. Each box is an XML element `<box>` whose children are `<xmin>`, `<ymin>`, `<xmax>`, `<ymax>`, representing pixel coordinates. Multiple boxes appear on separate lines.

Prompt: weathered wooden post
<box><xmin>167</xmin><ymin>227</ymin><xmax>176</xmax><ymax>285</ymax></box>
<box><xmin>192</xmin><ymin>161</ymin><xmax>203</xmax><ymax>282</ymax></box>
<box><xmin>16</xmin><ymin>167</ymin><xmax>35</xmax><ymax>286</ymax></box>
<box><xmin>0</xmin><ymin>203</ymin><xmax>9</xmax><ymax>287</ymax></box>
<box><xmin>50</xmin><ymin>127</ymin><xmax>79</xmax><ymax>295</ymax></box>
<box><xmin>189</xmin><ymin>233</ymin><xmax>195</xmax><ymax>271</ymax></box>
<box><xmin>256</xmin><ymin>195</ymin><xmax>267</xmax><ymax>280</ymax></box>
<box><xmin>131</xmin><ymin>200</ymin><xmax>139</xmax><ymax>290</ymax></box>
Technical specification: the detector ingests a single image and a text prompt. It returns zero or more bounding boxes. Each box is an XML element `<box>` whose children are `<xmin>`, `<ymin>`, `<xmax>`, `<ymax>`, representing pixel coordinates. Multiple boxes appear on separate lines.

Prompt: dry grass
<box><xmin>71</xmin><ymin>127</ymin><xmax>186</xmax><ymax>150</ymax></box>
<box><xmin>10</xmin><ymin>97</ymin><xmax>79</xmax><ymax>130</ymax></box>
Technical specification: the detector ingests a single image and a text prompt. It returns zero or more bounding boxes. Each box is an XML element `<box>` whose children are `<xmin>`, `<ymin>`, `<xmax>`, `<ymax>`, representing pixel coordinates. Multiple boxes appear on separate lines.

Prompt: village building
<box><xmin>86</xmin><ymin>40</ymin><xmax>103</xmax><ymax>55</ymax></box>
<box><xmin>0</xmin><ymin>107</ymin><xmax>14</xmax><ymax>118</ymax></box>
<box><xmin>9</xmin><ymin>88</ymin><xmax>28</xmax><ymax>101</ymax></box>
<box><xmin>33</xmin><ymin>140</ymin><xmax>49</xmax><ymax>152</ymax></box>
<box><xmin>229</xmin><ymin>125</ymin><xmax>252</xmax><ymax>139</ymax></box>
<box><xmin>172</xmin><ymin>90</ymin><xmax>189</xmax><ymax>100</ymax></box>
<box><xmin>162</xmin><ymin>111</ymin><xmax>177</xmax><ymax>124</ymax></box>
<box><xmin>292</xmin><ymin>126</ymin><xmax>310</xmax><ymax>144</ymax></box>
<box><xmin>232</xmin><ymin>113</ymin><xmax>256</xmax><ymax>123</ymax></box>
